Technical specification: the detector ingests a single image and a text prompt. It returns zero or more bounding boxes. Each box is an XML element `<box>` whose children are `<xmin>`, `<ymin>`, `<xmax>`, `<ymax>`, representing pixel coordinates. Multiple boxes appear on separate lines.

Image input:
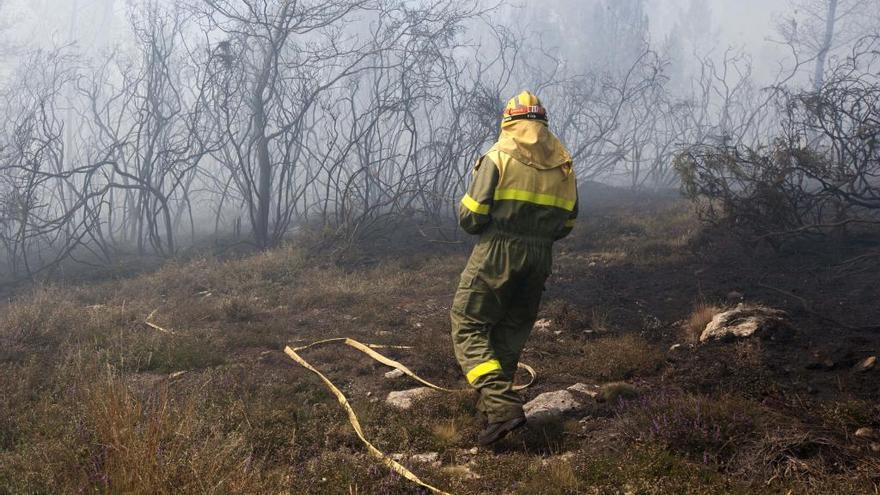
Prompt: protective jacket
<box><xmin>459</xmin><ymin>120</ymin><xmax>578</xmax><ymax>239</ymax></box>
<box><xmin>451</xmin><ymin>91</ymin><xmax>578</xmax><ymax>425</ymax></box>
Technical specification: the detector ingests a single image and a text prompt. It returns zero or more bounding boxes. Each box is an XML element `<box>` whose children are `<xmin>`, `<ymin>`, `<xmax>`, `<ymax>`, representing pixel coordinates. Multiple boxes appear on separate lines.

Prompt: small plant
<box><xmin>599</xmin><ymin>382</ymin><xmax>641</xmax><ymax>404</ymax></box>
<box><xmin>221</xmin><ymin>295</ymin><xmax>258</xmax><ymax>322</ymax></box>
<box><xmin>578</xmin><ymin>334</ymin><xmax>665</xmax><ymax>381</ymax></box>
<box><xmin>683</xmin><ymin>302</ymin><xmax>723</xmax><ymax>343</ymax></box>
<box><xmin>589</xmin><ymin>308</ymin><xmax>611</xmax><ymax>333</ymax></box>
<box><xmin>545</xmin><ymin>457</ymin><xmax>580</xmax><ymax>493</ymax></box>
<box><xmin>615</xmin><ymin>389</ymin><xmax>759</xmax><ymax>465</ymax></box>
<box><xmin>431</xmin><ymin>420</ymin><xmax>461</xmax><ymax>446</ymax></box>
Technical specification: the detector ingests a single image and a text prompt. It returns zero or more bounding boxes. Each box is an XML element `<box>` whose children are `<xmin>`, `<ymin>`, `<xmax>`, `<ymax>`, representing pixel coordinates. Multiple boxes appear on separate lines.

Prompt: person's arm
<box><xmin>555</xmin><ymin>187</ymin><xmax>578</xmax><ymax>240</ymax></box>
<box><xmin>459</xmin><ymin>156</ymin><xmax>499</xmax><ymax>235</ymax></box>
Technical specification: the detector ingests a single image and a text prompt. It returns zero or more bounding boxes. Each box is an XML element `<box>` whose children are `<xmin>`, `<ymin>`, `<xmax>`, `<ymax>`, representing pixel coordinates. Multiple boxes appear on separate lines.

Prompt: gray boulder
<box><xmin>567</xmin><ymin>383</ymin><xmax>601</xmax><ymax>399</ymax></box>
<box><xmin>524</xmin><ymin>390</ymin><xmax>581</xmax><ymax>422</ymax></box>
<box><xmin>385</xmin><ymin>387</ymin><xmax>435</xmax><ymax>409</ymax></box>
<box><xmin>700</xmin><ymin>305</ymin><xmax>790</xmax><ymax>343</ymax></box>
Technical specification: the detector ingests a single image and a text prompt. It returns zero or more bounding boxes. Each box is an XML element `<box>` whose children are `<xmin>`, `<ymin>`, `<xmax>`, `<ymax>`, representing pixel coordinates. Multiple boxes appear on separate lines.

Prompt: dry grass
<box><xmin>431</xmin><ymin>420</ymin><xmax>462</xmax><ymax>446</ymax></box>
<box><xmin>2</xmin><ymin>199</ymin><xmax>879</xmax><ymax>494</ymax></box>
<box><xmin>599</xmin><ymin>382</ymin><xmax>641</xmax><ymax>404</ymax></box>
<box><xmin>221</xmin><ymin>295</ymin><xmax>260</xmax><ymax>321</ymax></box>
<box><xmin>589</xmin><ymin>308</ymin><xmax>611</xmax><ymax>333</ymax></box>
<box><xmin>683</xmin><ymin>302</ymin><xmax>724</xmax><ymax>343</ymax></box>
<box><xmin>530</xmin><ymin>456</ymin><xmax>581</xmax><ymax>494</ymax></box>
<box><xmin>577</xmin><ymin>333</ymin><xmax>666</xmax><ymax>381</ymax></box>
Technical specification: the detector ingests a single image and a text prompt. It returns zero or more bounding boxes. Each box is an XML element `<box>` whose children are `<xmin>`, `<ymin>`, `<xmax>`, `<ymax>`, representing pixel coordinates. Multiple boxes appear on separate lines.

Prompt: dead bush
<box><xmin>0</xmin><ymin>289</ymin><xmax>95</xmax><ymax>360</ymax></box>
<box><xmin>221</xmin><ymin>295</ymin><xmax>260</xmax><ymax>322</ymax></box>
<box><xmin>615</xmin><ymin>389</ymin><xmax>762</xmax><ymax>466</ymax></box>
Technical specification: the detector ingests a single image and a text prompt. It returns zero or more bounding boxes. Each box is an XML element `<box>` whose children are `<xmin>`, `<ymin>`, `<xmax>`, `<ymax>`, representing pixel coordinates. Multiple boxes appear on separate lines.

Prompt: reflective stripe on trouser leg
<box><xmin>466</xmin><ymin>359</ymin><xmax>501</xmax><ymax>385</ymax></box>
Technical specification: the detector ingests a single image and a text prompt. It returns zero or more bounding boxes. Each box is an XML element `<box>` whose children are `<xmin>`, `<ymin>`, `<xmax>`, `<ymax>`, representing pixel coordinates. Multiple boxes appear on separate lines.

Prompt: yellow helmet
<box><xmin>501</xmin><ymin>90</ymin><xmax>548</xmax><ymax>127</ymax></box>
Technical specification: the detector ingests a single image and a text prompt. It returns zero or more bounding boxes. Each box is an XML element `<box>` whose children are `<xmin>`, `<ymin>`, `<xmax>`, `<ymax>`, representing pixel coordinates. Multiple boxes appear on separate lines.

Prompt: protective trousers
<box><xmin>450</xmin><ymin>232</ymin><xmax>551</xmax><ymax>423</ymax></box>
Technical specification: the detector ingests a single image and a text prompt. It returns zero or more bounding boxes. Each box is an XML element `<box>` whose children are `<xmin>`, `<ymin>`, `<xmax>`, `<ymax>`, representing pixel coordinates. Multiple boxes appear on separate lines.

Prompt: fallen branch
<box><xmin>145</xmin><ymin>309</ymin><xmax>177</xmax><ymax>335</ymax></box>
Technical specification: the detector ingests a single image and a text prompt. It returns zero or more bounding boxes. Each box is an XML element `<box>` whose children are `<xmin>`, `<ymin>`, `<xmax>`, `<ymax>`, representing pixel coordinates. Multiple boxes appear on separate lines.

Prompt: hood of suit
<box><xmin>492</xmin><ymin>120</ymin><xmax>573</xmax><ymax>170</ymax></box>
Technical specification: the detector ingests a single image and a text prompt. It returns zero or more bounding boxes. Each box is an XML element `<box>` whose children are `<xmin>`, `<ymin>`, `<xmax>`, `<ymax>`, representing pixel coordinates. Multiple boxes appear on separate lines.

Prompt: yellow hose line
<box><xmin>284</xmin><ymin>338</ymin><xmax>536</xmax><ymax>494</ymax></box>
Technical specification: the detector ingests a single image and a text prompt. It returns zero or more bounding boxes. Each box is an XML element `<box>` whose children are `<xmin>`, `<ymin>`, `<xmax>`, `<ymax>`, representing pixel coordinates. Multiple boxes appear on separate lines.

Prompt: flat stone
<box><xmin>390</xmin><ymin>452</ymin><xmax>440</xmax><ymax>468</ymax></box>
<box><xmin>854</xmin><ymin>356</ymin><xmax>876</xmax><ymax>372</ymax></box>
<box><xmin>524</xmin><ymin>390</ymin><xmax>581</xmax><ymax>422</ymax></box>
<box><xmin>385</xmin><ymin>387</ymin><xmax>435</xmax><ymax>409</ymax></box>
<box><xmin>384</xmin><ymin>369</ymin><xmax>405</xmax><ymax>379</ymax></box>
<box><xmin>442</xmin><ymin>465</ymin><xmax>480</xmax><ymax>479</ymax></box>
<box><xmin>699</xmin><ymin>305</ymin><xmax>790</xmax><ymax>343</ymax></box>
<box><xmin>567</xmin><ymin>383</ymin><xmax>601</xmax><ymax>399</ymax></box>
<box><xmin>410</xmin><ymin>452</ymin><xmax>439</xmax><ymax>465</ymax></box>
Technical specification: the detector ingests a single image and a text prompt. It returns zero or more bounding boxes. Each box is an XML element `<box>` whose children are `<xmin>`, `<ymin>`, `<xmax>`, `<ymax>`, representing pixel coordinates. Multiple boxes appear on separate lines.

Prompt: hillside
<box><xmin>1</xmin><ymin>193</ymin><xmax>878</xmax><ymax>494</ymax></box>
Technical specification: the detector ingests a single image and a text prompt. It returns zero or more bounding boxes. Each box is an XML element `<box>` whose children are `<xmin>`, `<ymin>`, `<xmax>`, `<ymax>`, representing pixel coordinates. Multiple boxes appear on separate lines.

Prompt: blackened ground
<box><xmin>0</xmin><ymin>185</ymin><xmax>878</xmax><ymax>494</ymax></box>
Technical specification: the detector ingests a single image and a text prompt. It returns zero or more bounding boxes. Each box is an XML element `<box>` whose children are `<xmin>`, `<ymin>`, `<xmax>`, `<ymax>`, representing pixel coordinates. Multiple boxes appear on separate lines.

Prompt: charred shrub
<box><xmin>615</xmin><ymin>389</ymin><xmax>761</xmax><ymax>465</ymax></box>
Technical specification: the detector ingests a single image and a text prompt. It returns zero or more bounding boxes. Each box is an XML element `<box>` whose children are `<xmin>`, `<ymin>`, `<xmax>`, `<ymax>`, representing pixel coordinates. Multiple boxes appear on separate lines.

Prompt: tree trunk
<box><xmin>252</xmin><ymin>78</ymin><xmax>272</xmax><ymax>249</ymax></box>
<box><xmin>814</xmin><ymin>0</ymin><xmax>839</xmax><ymax>91</ymax></box>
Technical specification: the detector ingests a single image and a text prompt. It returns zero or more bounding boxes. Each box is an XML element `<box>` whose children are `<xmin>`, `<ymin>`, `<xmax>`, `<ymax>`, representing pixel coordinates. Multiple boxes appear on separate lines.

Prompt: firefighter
<box><xmin>451</xmin><ymin>90</ymin><xmax>578</xmax><ymax>446</ymax></box>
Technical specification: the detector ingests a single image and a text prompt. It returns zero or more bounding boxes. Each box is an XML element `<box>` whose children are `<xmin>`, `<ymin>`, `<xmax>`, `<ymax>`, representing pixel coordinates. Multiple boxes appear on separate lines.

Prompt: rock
<box><xmin>169</xmin><ymin>371</ymin><xmax>187</xmax><ymax>379</ymax></box>
<box><xmin>567</xmin><ymin>383</ymin><xmax>601</xmax><ymax>399</ymax></box>
<box><xmin>524</xmin><ymin>390</ymin><xmax>581</xmax><ymax>422</ymax></box>
<box><xmin>699</xmin><ymin>305</ymin><xmax>790</xmax><ymax>343</ymax></box>
<box><xmin>410</xmin><ymin>452</ymin><xmax>439</xmax><ymax>465</ymax></box>
<box><xmin>854</xmin><ymin>427</ymin><xmax>876</xmax><ymax>439</ymax></box>
<box><xmin>385</xmin><ymin>387</ymin><xmax>435</xmax><ymax>409</ymax></box>
<box><xmin>442</xmin><ymin>465</ymin><xmax>480</xmax><ymax>479</ymax></box>
<box><xmin>870</xmin><ymin>443</ymin><xmax>880</xmax><ymax>453</ymax></box>
<box><xmin>533</xmin><ymin>318</ymin><xmax>553</xmax><ymax>333</ymax></box>
<box><xmin>391</xmin><ymin>452</ymin><xmax>441</xmax><ymax>468</ymax></box>
<box><xmin>854</xmin><ymin>356</ymin><xmax>876</xmax><ymax>372</ymax></box>
<box><xmin>467</xmin><ymin>447</ymin><xmax>479</xmax><ymax>455</ymax></box>
<box><xmin>384</xmin><ymin>369</ymin><xmax>405</xmax><ymax>379</ymax></box>
<box><xmin>541</xmin><ymin>451</ymin><xmax>576</xmax><ymax>466</ymax></box>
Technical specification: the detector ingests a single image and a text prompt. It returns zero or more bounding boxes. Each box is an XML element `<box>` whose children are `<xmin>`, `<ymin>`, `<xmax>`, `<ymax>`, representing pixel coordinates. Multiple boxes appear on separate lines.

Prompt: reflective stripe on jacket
<box><xmin>459</xmin><ymin>127</ymin><xmax>578</xmax><ymax>241</ymax></box>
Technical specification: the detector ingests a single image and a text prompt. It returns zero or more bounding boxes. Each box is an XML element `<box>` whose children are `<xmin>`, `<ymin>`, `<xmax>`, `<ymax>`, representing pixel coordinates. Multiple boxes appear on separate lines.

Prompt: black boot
<box><xmin>477</xmin><ymin>417</ymin><xmax>526</xmax><ymax>446</ymax></box>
